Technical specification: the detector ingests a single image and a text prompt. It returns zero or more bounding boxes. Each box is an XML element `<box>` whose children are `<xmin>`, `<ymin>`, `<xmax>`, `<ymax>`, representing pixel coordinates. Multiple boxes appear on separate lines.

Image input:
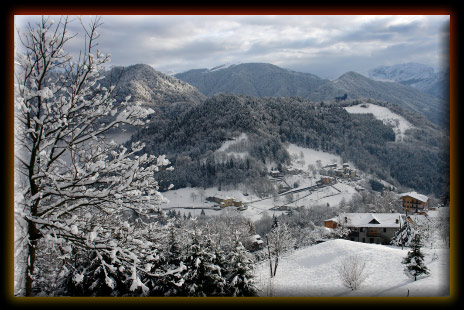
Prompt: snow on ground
<box><xmin>160</xmin><ymin>186</ymin><xmax>286</xmax><ymax>221</ymax></box>
<box><xmin>161</xmin><ymin>144</ymin><xmax>361</xmax><ymax>221</ymax></box>
<box><xmin>286</xmin><ymin>143</ymin><xmax>344</xmax><ymax>172</ymax></box>
<box><xmin>215</xmin><ymin>132</ymin><xmax>249</xmax><ymax>159</ymax></box>
<box><xmin>160</xmin><ymin>181</ymin><xmax>359</xmax><ymax>222</ymax></box>
<box><xmin>344</xmin><ymin>103</ymin><xmax>413</xmax><ymax>142</ymax></box>
<box><xmin>254</xmin><ymin>239</ymin><xmax>449</xmax><ymax>297</ymax></box>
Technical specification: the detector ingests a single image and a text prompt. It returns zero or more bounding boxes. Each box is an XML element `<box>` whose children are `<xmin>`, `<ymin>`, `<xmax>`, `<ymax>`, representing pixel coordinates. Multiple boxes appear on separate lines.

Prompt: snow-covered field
<box><xmin>344</xmin><ymin>103</ymin><xmax>413</xmax><ymax>142</ymax></box>
<box><xmin>161</xmin><ymin>181</ymin><xmax>359</xmax><ymax>222</ymax></box>
<box><xmin>161</xmin><ymin>143</ymin><xmax>361</xmax><ymax>221</ymax></box>
<box><xmin>286</xmin><ymin>143</ymin><xmax>344</xmax><ymax>172</ymax></box>
<box><xmin>254</xmin><ymin>239</ymin><xmax>449</xmax><ymax>297</ymax></box>
<box><xmin>215</xmin><ymin>132</ymin><xmax>249</xmax><ymax>159</ymax></box>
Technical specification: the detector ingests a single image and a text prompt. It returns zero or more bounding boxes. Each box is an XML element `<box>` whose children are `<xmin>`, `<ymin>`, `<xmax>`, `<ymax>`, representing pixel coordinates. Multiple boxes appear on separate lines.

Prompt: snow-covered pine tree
<box><xmin>224</xmin><ymin>232</ymin><xmax>258</xmax><ymax>296</ymax></box>
<box><xmin>182</xmin><ymin>228</ymin><xmax>225</xmax><ymax>296</ymax></box>
<box><xmin>63</xmin><ymin>249</ymin><xmax>129</xmax><ymax>296</ymax></box>
<box><xmin>391</xmin><ymin>217</ymin><xmax>415</xmax><ymax>248</ymax></box>
<box><xmin>148</xmin><ymin>224</ymin><xmax>188</xmax><ymax>296</ymax></box>
<box><xmin>402</xmin><ymin>234</ymin><xmax>430</xmax><ymax>281</ymax></box>
<box><xmin>14</xmin><ymin>16</ymin><xmax>172</xmax><ymax>296</ymax></box>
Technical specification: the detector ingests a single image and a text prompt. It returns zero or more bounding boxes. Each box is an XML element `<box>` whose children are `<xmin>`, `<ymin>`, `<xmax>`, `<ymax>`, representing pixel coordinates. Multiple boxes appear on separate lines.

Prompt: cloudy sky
<box><xmin>14</xmin><ymin>15</ymin><xmax>449</xmax><ymax>79</ymax></box>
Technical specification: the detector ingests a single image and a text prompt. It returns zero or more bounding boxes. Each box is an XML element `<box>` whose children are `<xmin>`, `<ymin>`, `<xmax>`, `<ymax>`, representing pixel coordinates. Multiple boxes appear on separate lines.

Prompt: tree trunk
<box><xmin>266</xmin><ymin>236</ymin><xmax>273</xmax><ymax>278</ymax></box>
<box><xmin>273</xmin><ymin>256</ymin><xmax>279</xmax><ymax>277</ymax></box>
<box><xmin>25</xmin><ymin>221</ymin><xmax>39</xmax><ymax>296</ymax></box>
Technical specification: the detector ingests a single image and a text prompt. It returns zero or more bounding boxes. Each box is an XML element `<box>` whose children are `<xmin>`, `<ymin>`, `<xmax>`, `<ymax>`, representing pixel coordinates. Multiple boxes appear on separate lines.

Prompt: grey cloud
<box><xmin>14</xmin><ymin>15</ymin><xmax>449</xmax><ymax>78</ymax></box>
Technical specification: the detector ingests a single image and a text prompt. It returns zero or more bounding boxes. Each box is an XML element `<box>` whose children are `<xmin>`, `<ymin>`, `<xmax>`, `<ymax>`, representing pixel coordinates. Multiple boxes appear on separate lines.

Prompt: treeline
<box><xmin>33</xmin><ymin>210</ymin><xmax>258</xmax><ymax>297</ymax></box>
<box><xmin>130</xmin><ymin>94</ymin><xmax>448</xmax><ymax>197</ymax></box>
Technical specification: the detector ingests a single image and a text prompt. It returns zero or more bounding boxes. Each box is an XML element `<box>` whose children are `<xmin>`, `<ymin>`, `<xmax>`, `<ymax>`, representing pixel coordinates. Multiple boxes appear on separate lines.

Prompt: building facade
<box><xmin>324</xmin><ymin>213</ymin><xmax>405</xmax><ymax>245</ymax></box>
<box><xmin>399</xmin><ymin>192</ymin><xmax>429</xmax><ymax>214</ymax></box>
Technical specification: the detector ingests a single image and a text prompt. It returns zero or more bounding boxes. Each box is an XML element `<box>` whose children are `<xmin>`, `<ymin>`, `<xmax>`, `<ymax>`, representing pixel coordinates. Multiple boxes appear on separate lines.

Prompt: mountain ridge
<box><xmin>102</xmin><ymin>63</ymin><xmax>206</xmax><ymax>106</ymax></box>
<box><xmin>175</xmin><ymin>63</ymin><xmax>447</xmax><ymax>127</ymax></box>
<box><xmin>368</xmin><ymin>62</ymin><xmax>449</xmax><ymax>101</ymax></box>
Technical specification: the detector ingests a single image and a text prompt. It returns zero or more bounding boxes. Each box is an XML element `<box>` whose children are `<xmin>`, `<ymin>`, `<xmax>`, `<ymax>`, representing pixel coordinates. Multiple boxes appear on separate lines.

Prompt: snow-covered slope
<box><xmin>215</xmin><ymin>132</ymin><xmax>249</xmax><ymax>159</ymax></box>
<box><xmin>368</xmin><ymin>63</ymin><xmax>449</xmax><ymax>101</ymax></box>
<box><xmin>101</xmin><ymin>64</ymin><xmax>206</xmax><ymax>106</ymax></box>
<box><xmin>344</xmin><ymin>103</ymin><xmax>413</xmax><ymax>142</ymax></box>
<box><xmin>254</xmin><ymin>239</ymin><xmax>449</xmax><ymax>297</ymax></box>
<box><xmin>368</xmin><ymin>63</ymin><xmax>436</xmax><ymax>84</ymax></box>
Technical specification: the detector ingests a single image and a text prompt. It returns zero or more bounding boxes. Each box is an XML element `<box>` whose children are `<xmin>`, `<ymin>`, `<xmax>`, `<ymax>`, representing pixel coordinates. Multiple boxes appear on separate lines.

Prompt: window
<box><xmin>360</xmin><ymin>227</ymin><xmax>364</xmax><ymax>232</ymax></box>
<box><xmin>383</xmin><ymin>228</ymin><xmax>387</xmax><ymax>232</ymax></box>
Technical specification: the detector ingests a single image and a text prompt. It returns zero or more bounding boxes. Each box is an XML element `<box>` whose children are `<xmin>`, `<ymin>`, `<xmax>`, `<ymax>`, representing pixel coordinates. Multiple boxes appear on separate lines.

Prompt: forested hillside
<box><xmin>175</xmin><ymin>63</ymin><xmax>447</xmax><ymax>128</ymax></box>
<box><xmin>175</xmin><ymin>63</ymin><xmax>329</xmax><ymax>98</ymax></box>
<box><xmin>130</xmin><ymin>94</ymin><xmax>449</xmax><ymax>197</ymax></box>
<box><xmin>331</xmin><ymin>71</ymin><xmax>447</xmax><ymax>128</ymax></box>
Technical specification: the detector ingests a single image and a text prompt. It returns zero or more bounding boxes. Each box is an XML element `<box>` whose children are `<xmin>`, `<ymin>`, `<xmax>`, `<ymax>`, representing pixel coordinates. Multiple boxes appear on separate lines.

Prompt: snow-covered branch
<box><xmin>14</xmin><ymin>16</ymin><xmax>170</xmax><ymax>296</ymax></box>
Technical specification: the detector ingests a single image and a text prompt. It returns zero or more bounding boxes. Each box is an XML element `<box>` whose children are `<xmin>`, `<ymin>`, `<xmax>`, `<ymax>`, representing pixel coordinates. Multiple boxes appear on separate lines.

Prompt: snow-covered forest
<box><xmin>13</xmin><ymin>16</ymin><xmax>450</xmax><ymax>298</ymax></box>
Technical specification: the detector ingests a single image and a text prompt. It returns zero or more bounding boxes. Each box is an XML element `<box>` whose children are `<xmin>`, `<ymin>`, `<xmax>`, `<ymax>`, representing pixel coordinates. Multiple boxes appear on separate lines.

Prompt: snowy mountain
<box><xmin>175</xmin><ymin>63</ymin><xmax>447</xmax><ymax>127</ymax></box>
<box><xmin>101</xmin><ymin>64</ymin><xmax>206</xmax><ymax>106</ymax></box>
<box><xmin>369</xmin><ymin>63</ymin><xmax>436</xmax><ymax>84</ymax></box>
<box><xmin>175</xmin><ymin>63</ymin><xmax>329</xmax><ymax>98</ymax></box>
<box><xmin>368</xmin><ymin>63</ymin><xmax>449</xmax><ymax>101</ymax></box>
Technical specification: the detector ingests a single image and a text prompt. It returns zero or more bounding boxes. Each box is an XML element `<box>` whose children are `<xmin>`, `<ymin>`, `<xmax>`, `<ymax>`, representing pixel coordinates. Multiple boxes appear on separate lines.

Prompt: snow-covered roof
<box><xmin>338</xmin><ymin>213</ymin><xmax>404</xmax><ymax>228</ymax></box>
<box><xmin>399</xmin><ymin>191</ymin><xmax>429</xmax><ymax>203</ymax></box>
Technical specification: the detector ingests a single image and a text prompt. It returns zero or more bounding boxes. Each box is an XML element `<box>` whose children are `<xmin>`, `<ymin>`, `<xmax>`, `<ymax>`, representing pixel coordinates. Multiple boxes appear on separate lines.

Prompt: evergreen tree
<box><xmin>148</xmin><ymin>225</ymin><xmax>187</xmax><ymax>296</ymax></box>
<box><xmin>402</xmin><ymin>235</ymin><xmax>430</xmax><ymax>281</ymax></box>
<box><xmin>183</xmin><ymin>229</ymin><xmax>225</xmax><ymax>296</ymax></box>
<box><xmin>272</xmin><ymin>214</ymin><xmax>279</xmax><ymax>228</ymax></box>
<box><xmin>391</xmin><ymin>218</ymin><xmax>415</xmax><ymax>248</ymax></box>
<box><xmin>63</xmin><ymin>250</ymin><xmax>130</xmax><ymax>296</ymax></box>
<box><xmin>225</xmin><ymin>233</ymin><xmax>258</xmax><ymax>296</ymax></box>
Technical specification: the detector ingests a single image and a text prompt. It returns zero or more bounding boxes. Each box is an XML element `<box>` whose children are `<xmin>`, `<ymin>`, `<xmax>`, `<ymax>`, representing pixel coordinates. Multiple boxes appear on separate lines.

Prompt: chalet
<box><xmin>321</xmin><ymin>163</ymin><xmax>356</xmax><ymax>179</ymax></box>
<box><xmin>324</xmin><ymin>213</ymin><xmax>405</xmax><ymax>245</ymax></box>
<box><xmin>208</xmin><ymin>196</ymin><xmax>243</xmax><ymax>208</ymax></box>
<box><xmin>233</xmin><ymin>200</ymin><xmax>243</xmax><ymax>207</ymax></box>
<box><xmin>270</xmin><ymin>169</ymin><xmax>282</xmax><ymax>178</ymax></box>
<box><xmin>320</xmin><ymin>176</ymin><xmax>335</xmax><ymax>185</ymax></box>
<box><xmin>399</xmin><ymin>192</ymin><xmax>429</xmax><ymax>214</ymax></box>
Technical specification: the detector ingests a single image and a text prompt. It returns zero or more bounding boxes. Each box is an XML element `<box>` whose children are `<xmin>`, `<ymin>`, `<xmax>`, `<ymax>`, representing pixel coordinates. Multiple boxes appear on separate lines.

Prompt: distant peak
<box><xmin>128</xmin><ymin>63</ymin><xmax>155</xmax><ymax>70</ymax></box>
<box><xmin>338</xmin><ymin>71</ymin><xmax>367</xmax><ymax>79</ymax></box>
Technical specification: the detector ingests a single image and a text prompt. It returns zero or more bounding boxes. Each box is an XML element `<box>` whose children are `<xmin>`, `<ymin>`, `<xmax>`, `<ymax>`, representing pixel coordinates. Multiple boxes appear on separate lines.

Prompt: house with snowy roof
<box><xmin>324</xmin><ymin>213</ymin><xmax>405</xmax><ymax>245</ymax></box>
<box><xmin>399</xmin><ymin>191</ymin><xmax>429</xmax><ymax>214</ymax></box>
